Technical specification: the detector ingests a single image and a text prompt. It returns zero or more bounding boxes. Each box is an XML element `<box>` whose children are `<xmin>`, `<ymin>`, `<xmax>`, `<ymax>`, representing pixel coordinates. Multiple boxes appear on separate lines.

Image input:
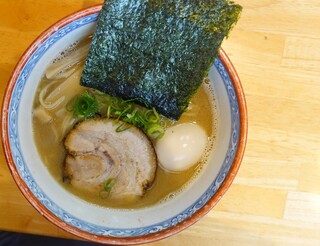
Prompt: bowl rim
<box><xmin>1</xmin><ymin>5</ymin><xmax>248</xmax><ymax>245</ymax></box>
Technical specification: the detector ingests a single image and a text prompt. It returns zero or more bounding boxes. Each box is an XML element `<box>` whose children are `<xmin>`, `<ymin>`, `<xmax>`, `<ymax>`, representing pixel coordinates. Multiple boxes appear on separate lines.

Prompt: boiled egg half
<box><xmin>155</xmin><ymin>123</ymin><xmax>207</xmax><ymax>172</ymax></box>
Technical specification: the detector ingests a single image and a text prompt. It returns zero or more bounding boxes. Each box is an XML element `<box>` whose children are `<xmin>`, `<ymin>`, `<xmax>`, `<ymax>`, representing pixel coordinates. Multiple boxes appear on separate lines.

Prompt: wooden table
<box><xmin>1</xmin><ymin>0</ymin><xmax>320</xmax><ymax>245</ymax></box>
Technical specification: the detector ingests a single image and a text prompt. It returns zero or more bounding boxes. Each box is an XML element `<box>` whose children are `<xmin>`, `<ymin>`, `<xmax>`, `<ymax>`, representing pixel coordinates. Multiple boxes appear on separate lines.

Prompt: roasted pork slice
<box><xmin>64</xmin><ymin>118</ymin><xmax>157</xmax><ymax>199</ymax></box>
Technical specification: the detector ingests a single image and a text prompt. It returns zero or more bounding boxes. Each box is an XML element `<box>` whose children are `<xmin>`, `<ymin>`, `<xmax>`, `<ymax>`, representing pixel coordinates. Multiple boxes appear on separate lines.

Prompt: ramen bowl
<box><xmin>1</xmin><ymin>5</ymin><xmax>247</xmax><ymax>245</ymax></box>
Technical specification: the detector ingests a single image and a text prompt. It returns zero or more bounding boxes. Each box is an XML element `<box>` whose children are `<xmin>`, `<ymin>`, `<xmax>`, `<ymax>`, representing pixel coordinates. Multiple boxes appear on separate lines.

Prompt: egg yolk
<box><xmin>155</xmin><ymin>123</ymin><xmax>207</xmax><ymax>172</ymax></box>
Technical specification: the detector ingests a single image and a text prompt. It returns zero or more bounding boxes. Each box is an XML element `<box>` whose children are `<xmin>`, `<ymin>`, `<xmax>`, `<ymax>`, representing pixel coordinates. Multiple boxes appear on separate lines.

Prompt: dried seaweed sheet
<box><xmin>81</xmin><ymin>0</ymin><xmax>242</xmax><ymax>120</ymax></box>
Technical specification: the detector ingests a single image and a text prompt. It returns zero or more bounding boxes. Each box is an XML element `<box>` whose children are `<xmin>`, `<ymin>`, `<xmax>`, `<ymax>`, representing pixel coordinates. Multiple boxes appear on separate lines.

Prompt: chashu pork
<box><xmin>63</xmin><ymin>118</ymin><xmax>157</xmax><ymax>199</ymax></box>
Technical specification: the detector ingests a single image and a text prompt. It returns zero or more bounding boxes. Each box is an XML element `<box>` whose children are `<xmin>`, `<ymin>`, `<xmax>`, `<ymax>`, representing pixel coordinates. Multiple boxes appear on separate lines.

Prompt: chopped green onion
<box><xmin>147</xmin><ymin>124</ymin><xmax>165</xmax><ymax>139</ymax></box>
<box><xmin>144</xmin><ymin>108</ymin><xmax>160</xmax><ymax>123</ymax></box>
<box><xmin>107</xmin><ymin>105</ymin><xmax>111</xmax><ymax>118</ymax></box>
<box><xmin>115</xmin><ymin>122</ymin><xmax>132</xmax><ymax>132</ymax></box>
<box><xmin>69</xmin><ymin>92</ymin><xmax>99</xmax><ymax>120</ymax></box>
<box><xmin>103</xmin><ymin>178</ymin><xmax>117</xmax><ymax>193</ymax></box>
<box><xmin>68</xmin><ymin>90</ymin><xmax>166</xmax><ymax>139</ymax></box>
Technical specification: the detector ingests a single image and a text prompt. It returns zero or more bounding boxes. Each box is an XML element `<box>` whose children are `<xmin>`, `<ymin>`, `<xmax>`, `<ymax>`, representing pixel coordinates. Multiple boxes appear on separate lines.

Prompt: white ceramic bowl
<box><xmin>1</xmin><ymin>6</ymin><xmax>247</xmax><ymax>245</ymax></box>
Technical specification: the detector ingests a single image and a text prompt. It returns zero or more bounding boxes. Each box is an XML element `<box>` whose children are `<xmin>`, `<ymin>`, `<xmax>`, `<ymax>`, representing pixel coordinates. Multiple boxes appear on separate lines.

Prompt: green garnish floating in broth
<box><xmin>147</xmin><ymin>124</ymin><xmax>165</xmax><ymax>139</ymax></box>
<box><xmin>103</xmin><ymin>178</ymin><xmax>117</xmax><ymax>193</ymax></box>
<box><xmin>99</xmin><ymin>178</ymin><xmax>117</xmax><ymax>198</ymax></box>
<box><xmin>68</xmin><ymin>90</ymin><xmax>165</xmax><ymax>139</ymax></box>
<box><xmin>68</xmin><ymin>92</ymin><xmax>99</xmax><ymax>120</ymax></box>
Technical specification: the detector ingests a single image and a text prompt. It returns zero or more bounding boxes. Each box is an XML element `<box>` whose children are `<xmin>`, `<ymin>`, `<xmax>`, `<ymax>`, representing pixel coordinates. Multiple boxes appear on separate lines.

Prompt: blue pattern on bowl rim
<box><xmin>7</xmin><ymin>13</ymin><xmax>240</xmax><ymax>237</ymax></box>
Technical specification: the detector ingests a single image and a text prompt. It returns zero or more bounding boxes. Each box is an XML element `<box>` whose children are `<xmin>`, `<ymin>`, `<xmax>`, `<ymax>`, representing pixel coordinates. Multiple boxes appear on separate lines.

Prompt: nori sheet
<box><xmin>81</xmin><ymin>0</ymin><xmax>242</xmax><ymax>120</ymax></box>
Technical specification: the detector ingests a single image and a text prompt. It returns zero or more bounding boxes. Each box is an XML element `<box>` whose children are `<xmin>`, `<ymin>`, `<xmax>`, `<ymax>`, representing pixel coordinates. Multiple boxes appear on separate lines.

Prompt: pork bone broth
<box><xmin>32</xmin><ymin>38</ymin><xmax>217</xmax><ymax>209</ymax></box>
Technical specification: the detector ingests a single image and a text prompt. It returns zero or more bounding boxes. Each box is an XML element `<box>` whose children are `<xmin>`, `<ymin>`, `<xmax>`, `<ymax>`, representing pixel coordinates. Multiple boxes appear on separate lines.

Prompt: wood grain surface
<box><xmin>1</xmin><ymin>0</ymin><xmax>320</xmax><ymax>245</ymax></box>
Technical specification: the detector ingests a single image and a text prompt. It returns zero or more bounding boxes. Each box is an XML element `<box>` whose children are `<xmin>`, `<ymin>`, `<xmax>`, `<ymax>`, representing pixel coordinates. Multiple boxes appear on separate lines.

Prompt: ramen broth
<box><xmin>32</xmin><ymin>38</ymin><xmax>217</xmax><ymax>209</ymax></box>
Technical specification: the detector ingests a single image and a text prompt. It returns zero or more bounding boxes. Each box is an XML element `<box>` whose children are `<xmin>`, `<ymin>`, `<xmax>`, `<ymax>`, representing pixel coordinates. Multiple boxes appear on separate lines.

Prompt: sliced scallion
<box><xmin>68</xmin><ymin>90</ymin><xmax>166</xmax><ymax>139</ymax></box>
<box><xmin>103</xmin><ymin>178</ymin><xmax>117</xmax><ymax>193</ymax></box>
